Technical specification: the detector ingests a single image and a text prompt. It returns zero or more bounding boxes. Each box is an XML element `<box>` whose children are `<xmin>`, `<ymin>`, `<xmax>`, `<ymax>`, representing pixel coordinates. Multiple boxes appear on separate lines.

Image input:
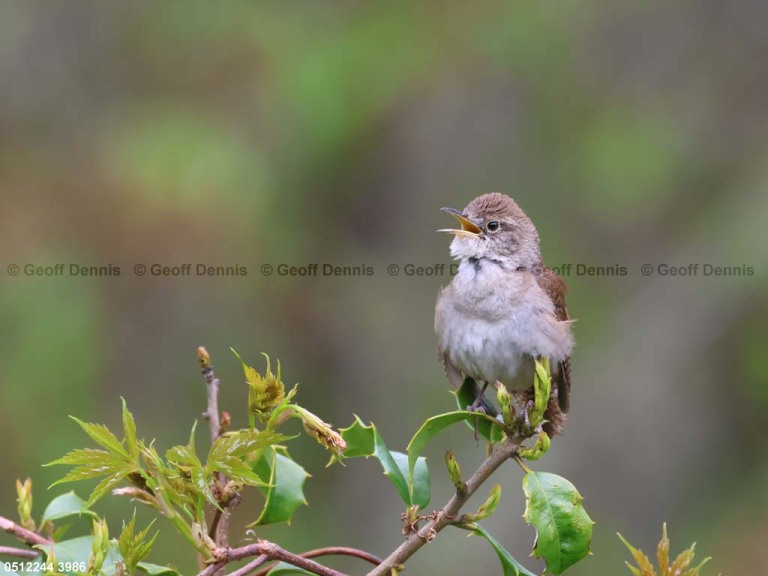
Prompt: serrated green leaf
<box><xmin>137</xmin><ymin>563</ymin><xmax>181</xmax><ymax>576</ymax></box>
<box><xmin>69</xmin><ymin>417</ymin><xmax>129</xmax><ymax>459</ymax></box>
<box><xmin>406</xmin><ymin>410</ymin><xmax>501</xmax><ymax>500</ymax></box>
<box><xmin>266</xmin><ymin>563</ymin><xmax>314</xmax><ymax>575</ymax></box>
<box><xmin>457</xmin><ymin>523</ymin><xmax>537</xmax><ymax>576</ymax></box>
<box><xmin>522</xmin><ymin>471</ymin><xmax>594</xmax><ymax>574</ymax></box>
<box><xmin>454</xmin><ymin>378</ymin><xmax>505</xmax><ymax>443</ymax></box>
<box><xmin>122</xmin><ymin>398</ymin><xmax>139</xmax><ymax>461</ymax></box>
<box><xmin>118</xmin><ymin>512</ymin><xmax>158</xmax><ymax>573</ymax></box>
<box><xmin>87</xmin><ymin>473</ymin><xmax>133</xmax><ymax>509</ymax></box>
<box><xmin>41</xmin><ymin>492</ymin><xmax>95</xmax><ymax>524</ymax></box>
<box><xmin>207</xmin><ymin>429</ymin><xmax>285</xmax><ymax>468</ymax></box>
<box><xmin>251</xmin><ymin>447</ymin><xmax>310</xmax><ymax>526</ymax></box>
<box><xmin>339</xmin><ymin>417</ymin><xmax>429</xmax><ymax>507</ymax></box>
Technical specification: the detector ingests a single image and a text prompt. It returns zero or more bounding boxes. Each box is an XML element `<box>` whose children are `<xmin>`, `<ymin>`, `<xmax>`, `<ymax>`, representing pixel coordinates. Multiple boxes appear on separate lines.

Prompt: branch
<box><xmin>197</xmin><ymin>346</ymin><xmax>234</xmax><ymax>555</ymax></box>
<box><xmin>365</xmin><ymin>434</ymin><xmax>523</xmax><ymax>576</ymax></box>
<box><xmin>198</xmin><ymin>540</ymin><xmax>349</xmax><ymax>576</ymax></box>
<box><xmin>0</xmin><ymin>515</ymin><xmax>52</xmax><ymax>547</ymax></box>
<box><xmin>227</xmin><ymin>554</ymin><xmax>268</xmax><ymax>576</ymax></box>
<box><xmin>198</xmin><ymin>346</ymin><xmax>222</xmax><ymax>446</ymax></box>
<box><xmin>251</xmin><ymin>547</ymin><xmax>383</xmax><ymax>576</ymax></box>
<box><xmin>0</xmin><ymin>545</ymin><xmax>40</xmax><ymax>560</ymax></box>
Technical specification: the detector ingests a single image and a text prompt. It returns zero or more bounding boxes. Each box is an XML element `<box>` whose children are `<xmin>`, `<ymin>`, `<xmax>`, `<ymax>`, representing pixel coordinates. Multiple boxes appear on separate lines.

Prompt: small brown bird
<box><xmin>434</xmin><ymin>193</ymin><xmax>573</xmax><ymax>435</ymax></box>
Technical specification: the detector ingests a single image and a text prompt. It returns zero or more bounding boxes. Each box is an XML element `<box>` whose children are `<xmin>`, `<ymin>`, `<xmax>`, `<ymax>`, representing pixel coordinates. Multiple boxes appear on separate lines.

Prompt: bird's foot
<box><xmin>465</xmin><ymin>403</ymin><xmax>486</xmax><ymax>441</ymax></box>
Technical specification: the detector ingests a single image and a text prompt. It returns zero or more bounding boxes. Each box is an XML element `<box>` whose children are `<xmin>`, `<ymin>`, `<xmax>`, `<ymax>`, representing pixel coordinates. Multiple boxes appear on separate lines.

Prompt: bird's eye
<box><xmin>486</xmin><ymin>221</ymin><xmax>500</xmax><ymax>232</ymax></box>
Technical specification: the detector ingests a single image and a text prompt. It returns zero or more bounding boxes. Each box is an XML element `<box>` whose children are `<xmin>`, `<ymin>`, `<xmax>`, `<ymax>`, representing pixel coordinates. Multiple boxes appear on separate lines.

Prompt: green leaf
<box><xmin>40</xmin><ymin>537</ymin><xmax>123</xmax><ymax>576</ymax></box>
<box><xmin>251</xmin><ymin>447</ymin><xmax>310</xmax><ymax>526</ymax></box>
<box><xmin>457</xmin><ymin>523</ymin><xmax>537</xmax><ymax>576</ymax></box>
<box><xmin>122</xmin><ymin>397</ymin><xmax>140</xmax><ymax>461</ymax></box>
<box><xmin>531</xmin><ymin>358</ymin><xmax>552</xmax><ymax>428</ymax></box>
<box><xmin>137</xmin><ymin>563</ymin><xmax>181</xmax><ymax>576</ymax></box>
<box><xmin>340</xmin><ymin>417</ymin><xmax>429</xmax><ymax>507</ymax></box>
<box><xmin>69</xmin><ymin>417</ymin><xmax>129</xmax><ymax>459</ymax></box>
<box><xmin>41</xmin><ymin>491</ymin><xmax>96</xmax><ymax>524</ymax></box>
<box><xmin>522</xmin><ymin>471</ymin><xmax>594</xmax><ymax>574</ymax></box>
<box><xmin>406</xmin><ymin>410</ymin><xmax>502</xmax><ymax>499</ymax></box>
<box><xmin>266</xmin><ymin>563</ymin><xmax>314</xmax><ymax>575</ymax></box>
<box><xmin>454</xmin><ymin>378</ymin><xmax>505</xmax><ymax>443</ymax></box>
<box><xmin>118</xmin><ymin>512</ymin><xmax>158</xmax><ymax>573</ymax></box>
<box><xmin>207</xmin><ymin>429</ymin><xmax>285</xmax><ymax>469</ymax></box>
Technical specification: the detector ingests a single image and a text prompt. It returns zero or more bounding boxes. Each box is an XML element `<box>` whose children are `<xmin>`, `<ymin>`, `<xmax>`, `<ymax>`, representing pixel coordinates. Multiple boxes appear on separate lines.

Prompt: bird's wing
<box><xmin>535</xmin><ymin>266</ymin><xmax>572</xmax><ymax>413</ymax></box>
<box><xmin>441</xmin><ymin>352</ymin><xmax>465</xmax><ymax>389</ymax></box>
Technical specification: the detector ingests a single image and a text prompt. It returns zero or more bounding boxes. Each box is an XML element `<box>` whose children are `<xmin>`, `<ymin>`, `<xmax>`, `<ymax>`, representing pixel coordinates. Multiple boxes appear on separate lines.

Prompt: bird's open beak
<box><xmin>438</xmin><ymin>207</ymin><xmax>483</xmax><ymax>237</ymax></box>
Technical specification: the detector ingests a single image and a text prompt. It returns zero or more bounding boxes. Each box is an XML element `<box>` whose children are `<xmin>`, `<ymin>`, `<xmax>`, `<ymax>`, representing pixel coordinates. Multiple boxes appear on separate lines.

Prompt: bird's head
<box><xmin>439</xmin><ymin>192</ymin><xmax>541</xmax><ymax>269</ymax></box>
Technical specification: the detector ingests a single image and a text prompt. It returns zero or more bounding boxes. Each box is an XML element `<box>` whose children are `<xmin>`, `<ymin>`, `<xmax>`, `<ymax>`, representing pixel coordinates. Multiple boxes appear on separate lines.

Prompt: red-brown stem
<box><xmin>251</xmin><ymin>547</ymin><xmax>382</xmax><ymax>576</ymax></box>
<box><xmin>197</xmin><ymin>540</ymin><xmax>348</xmax><ymax>576</ymax></box>
<box><xmin>198</xmin><ymin>347</ymin><xmax>231</xmax><ymax>563</ymax></box>
<box><xmin>0</xmin><ymin>545</ymin><xmax>40</xmax><ymax>560</ymax></box>
<box><xmin>226</xmin><ymin>554</ymin><xmax>268</xmax><ymax>576</ymax></box>
<box><xmin>0</xmin><ymin>516</ymin><xmax>52</xmax><ymax>547</ymax></box>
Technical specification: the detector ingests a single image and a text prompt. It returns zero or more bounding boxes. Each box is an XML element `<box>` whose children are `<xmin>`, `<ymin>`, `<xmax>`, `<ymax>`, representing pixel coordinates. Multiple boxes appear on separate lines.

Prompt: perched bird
<box><xmin>434</xmin><ymin>193</ymin><xmax>573</xmax><ymax>436</ymax></box>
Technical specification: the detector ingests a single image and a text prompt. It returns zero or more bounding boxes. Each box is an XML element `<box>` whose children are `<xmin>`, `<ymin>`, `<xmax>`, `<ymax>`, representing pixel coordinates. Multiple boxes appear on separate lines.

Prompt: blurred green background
<box><xmin>2</xmin><ymin>1</ymin><xmax>768</xmax><ymax>574</ymax></box>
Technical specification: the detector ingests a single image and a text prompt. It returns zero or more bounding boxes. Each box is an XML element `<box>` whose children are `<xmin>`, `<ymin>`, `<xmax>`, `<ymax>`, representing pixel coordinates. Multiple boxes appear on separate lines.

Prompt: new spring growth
<box><xmin>233</xmin><ymin>351</ymin><xmax>286</xmax><ymax>417</ymax></box>
<box><xmin>196</xmin><ymin>346</ymin><xmax>211</xmax><ymax>370</ymax></box>
<box><xmin>464</xmin><ymin>484</ymin><xmax>502</xmax><ymax>522</ymax></box>
<box><xmin>530</xmin><ymin>357</ymin><xmax>552</xmax><ymax>428</ymax></box>
<box><xmin>292</xmin><ymin>405</ymin><xmax>347</xmax><ymax>462</ymax></box>
<box><xmin>518</xmin><ymin>431</ymin><xmax>551</xmax><ymax>461</ymax></box>
<box><xmin>495</xmin><ymin>382</ymin><xmax>515</xmax><ymax>428</ymax></box>
<box><xmin>402</xmin><ymin>504</ymin><xmax>421</xmax><ymax>536</ymax></box>
<box><xmin>445</xmin><ymin>450</ymin><xmax>467</xmax><ymax>494</ymax></box>
<box><xmin>87</xmin><ymin>518</ymin><xmax>110</xmax><ymax>575</ymax></box>
<box><xmin>192</xmin><ymin>521</ymin><xmax>217</xmax><ymax>557</ymax></box>
<box><xmin>618</xmin><ymin>523</ymin><xmax>712</xmax><ymax>576</ymax></box>
<box><xmin>15</xmin><ymin>477</ymin><xmax>34</xmax><ymax>531</ymax></box>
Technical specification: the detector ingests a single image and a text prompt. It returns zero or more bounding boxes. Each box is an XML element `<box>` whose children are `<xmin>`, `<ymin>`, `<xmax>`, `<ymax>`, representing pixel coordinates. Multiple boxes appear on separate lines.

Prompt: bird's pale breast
<box><xmin>435</xmin><ymin>261</ymin><xmax>573</xmax><ymax>390</ymax></box>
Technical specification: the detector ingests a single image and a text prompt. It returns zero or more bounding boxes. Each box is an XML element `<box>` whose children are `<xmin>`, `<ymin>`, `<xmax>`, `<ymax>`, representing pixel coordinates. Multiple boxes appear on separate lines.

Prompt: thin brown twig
<box><xmin>226</xmin><ymin>554</ymin><xmax>269</xmax><ymax>576</ymax></box>
<box><xmin>0</xmin><ymin>516</ymin><xmax>52</xmax><ymax>547</ymax></box>
<box><xmin>251</xmin><ymin>546</ymin><xmax>383</xmax><ymax>576</ymax></box>
<box><xmin>197</xmin><ymin>540</ymin><xmax>348</xmax><ymax>576</ymax></box>
<box><xmin>365</xmin><ymin>434</ymin><xmax>523</xmax><ymax>576</ymax></box>
<box><xmin>0</xmin><ymin>545</ymin><xmax>40</xmax><ymax>560</ymax></box>
<box><xmin>197</xmin><ymin>346</ymin><xmax>232</xmax><ymax>576</ymax></box>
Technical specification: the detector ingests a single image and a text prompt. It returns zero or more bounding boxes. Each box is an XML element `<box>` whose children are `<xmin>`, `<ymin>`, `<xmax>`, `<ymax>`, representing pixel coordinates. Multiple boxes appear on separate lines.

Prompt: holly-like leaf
<box><xmin>340</xmin><ymin>417</ymin><xmax>429</xmax><ymax>507</ymax></box>
<box><xmin>41</xmin><ymin>491</ymin><xmax>96</xmax><ymax>524</ymax></box>
<box><xmin>457</xmin><ymin>523</ymin><xmax>537</xmax><ymax>576</ymax></box>
<box><xmin>454</xmin><ymin>378</ymin><xmax>505</xmax><ymax>443</ymax></box>
<box><xmin>406</xmin><ymin>410</ymin><xmax>502</xmax><ymax>500</ymax></box>
<box><xmin>250</xmin><ymin>447</ymin><xmax>310</xmax><ymax>526</ymax></box>
<box><xmin>522</xmin><ymin>471</ymin><xmax>594</xmax><ymax>574</ymax></box>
